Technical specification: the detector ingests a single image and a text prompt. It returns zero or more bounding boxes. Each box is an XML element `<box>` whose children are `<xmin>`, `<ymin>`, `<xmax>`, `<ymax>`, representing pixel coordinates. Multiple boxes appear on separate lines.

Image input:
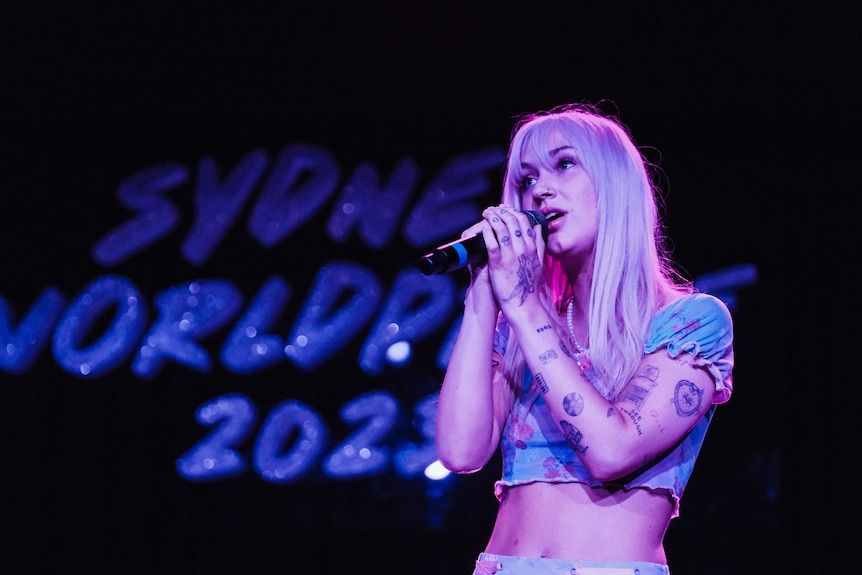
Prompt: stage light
<box><xmin>424</xmin><ymin>460</ymin><xmax>450</xmax><ymax>481</ymax></box>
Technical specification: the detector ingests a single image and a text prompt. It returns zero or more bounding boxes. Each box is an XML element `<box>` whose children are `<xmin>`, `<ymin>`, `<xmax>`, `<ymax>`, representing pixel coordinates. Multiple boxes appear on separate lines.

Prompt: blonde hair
<box><xmin>500</xmin><ymin>103</ymin><xmax>691</xmax><ymax>401</ymax></box>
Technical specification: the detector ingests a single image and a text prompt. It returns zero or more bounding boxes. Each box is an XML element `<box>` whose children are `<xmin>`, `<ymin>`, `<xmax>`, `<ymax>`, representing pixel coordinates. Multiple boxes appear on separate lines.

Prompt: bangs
<box><xmin>508</xmin><ymin>116</ymin><xmax>589</xmax><ymax>186</ymax></box>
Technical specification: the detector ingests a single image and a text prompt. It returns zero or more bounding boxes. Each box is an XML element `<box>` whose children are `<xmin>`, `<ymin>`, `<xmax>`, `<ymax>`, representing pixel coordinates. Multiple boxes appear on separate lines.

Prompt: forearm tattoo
<box><xmin>535</xmin><ymin>372</ymin><xmax>549</xmax><ymax>394</ymax></box>
<box><xmin>505</xmin><ymin>252</ymin><xmax>541</xmax><ymax>305</ymax></box>
<box><xmin>559</xmin><ymin>420</ymin><xmax>589</xmax><ymax>455</ymax></box>
<box><xmin>538</xmin><ymin>349</ymin><xmax>557</xmax><ymax>364</ymax></box>
<box><xmin>536</xmin><ymin>324</ymin><xmax>552</xmax><ymax>334</ymax></box>
<box><xmin>563</xmin><ymin>392</ymin><xmax>584</xmax><ymax>416</ymax></box>
<box><xmin>674</xmin><ymin>380</ymin><xmax>704</xmax><ymax>416</ymax></box>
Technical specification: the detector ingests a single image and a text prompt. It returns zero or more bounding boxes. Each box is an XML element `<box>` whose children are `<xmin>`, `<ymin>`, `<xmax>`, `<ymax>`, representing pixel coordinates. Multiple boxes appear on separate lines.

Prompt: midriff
<box><xmin>485</xmin><ymin>481</ymin><xmax>673</xmax><ymax>563</ymax></box>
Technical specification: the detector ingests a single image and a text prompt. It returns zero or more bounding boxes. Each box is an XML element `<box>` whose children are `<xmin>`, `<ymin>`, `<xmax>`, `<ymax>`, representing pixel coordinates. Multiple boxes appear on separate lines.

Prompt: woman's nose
<box><xmin>533</xmin><ymin>183</ymin><xmax>555</xmax><ymax>200</ymax></box>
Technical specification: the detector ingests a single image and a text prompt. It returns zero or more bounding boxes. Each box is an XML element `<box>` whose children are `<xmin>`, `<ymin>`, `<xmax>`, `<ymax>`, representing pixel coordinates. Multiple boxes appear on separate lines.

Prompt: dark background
<box><xmin>1</xmin><ymin>1</ymin><xmax>858</xmax><ymax>573</ymax></box>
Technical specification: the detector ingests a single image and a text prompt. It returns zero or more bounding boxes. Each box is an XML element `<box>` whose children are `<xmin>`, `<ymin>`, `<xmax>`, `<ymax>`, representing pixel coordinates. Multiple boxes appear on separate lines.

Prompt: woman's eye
<box><xmin>521</xmin><ymin>175</ymin><xmax>537</xmax><ymax>188</ymax></box>
<box><xmin>559</xmin><ymin>158</ymin><xmax>577</xmax><ymax>170</ymax></box>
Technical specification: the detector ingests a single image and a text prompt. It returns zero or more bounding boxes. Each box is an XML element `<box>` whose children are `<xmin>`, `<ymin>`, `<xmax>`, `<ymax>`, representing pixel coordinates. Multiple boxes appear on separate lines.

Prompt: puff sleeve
<box><xmin>644</xmin><ymin>293</ymin><xmax>734</xmax><ymax>404</ymax></box>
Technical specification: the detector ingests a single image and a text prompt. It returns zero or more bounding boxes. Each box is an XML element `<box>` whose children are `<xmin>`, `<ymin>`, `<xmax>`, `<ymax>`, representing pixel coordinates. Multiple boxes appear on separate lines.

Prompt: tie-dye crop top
<box><xmin>493</xmin><ymin>292</ymin><xmax>734</xmax><ymax>517</ymax></box>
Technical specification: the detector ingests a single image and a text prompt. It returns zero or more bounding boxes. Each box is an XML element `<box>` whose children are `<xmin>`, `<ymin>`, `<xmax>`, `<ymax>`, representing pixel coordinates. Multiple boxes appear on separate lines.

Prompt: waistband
<box><xmin>474</xmin><ymin>553</ymin><xmax>670</xmax><ymax>575</ymax></box>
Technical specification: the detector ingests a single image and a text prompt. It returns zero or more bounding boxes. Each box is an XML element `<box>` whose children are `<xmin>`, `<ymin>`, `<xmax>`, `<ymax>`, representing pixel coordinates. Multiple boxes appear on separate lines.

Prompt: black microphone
<box><xmin>417</xmin><ymin>210</ymin><xmax>552</xmax><ymax>276</ymax></box>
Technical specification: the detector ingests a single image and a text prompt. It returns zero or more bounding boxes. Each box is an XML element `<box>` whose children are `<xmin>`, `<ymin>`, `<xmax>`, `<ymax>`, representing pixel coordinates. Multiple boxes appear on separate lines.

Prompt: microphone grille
<box><xmin>523</xmin><ymin>210</ymin><xmax>549</xmax><ymax>239</ymax></box>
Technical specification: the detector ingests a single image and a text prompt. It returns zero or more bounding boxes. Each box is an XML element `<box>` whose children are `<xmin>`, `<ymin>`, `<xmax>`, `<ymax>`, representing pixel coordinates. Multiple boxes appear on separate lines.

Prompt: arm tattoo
<box><xmin>618</xmin><ymin>407</ymin><xmax>644</xmax><ymax>435</ymax></box>
<box><xmin>538</xmin><ymin>349</ymin><xmax>558</xmax><ymax>364</ymax></box>
<box><xmin>559</xmin><ymin>420</ymin><xmax>589</xmax><ymax>455</ymax></box>
<box><xmin>501</xmin><ymin>235</ymin><xmax>511</xmax><ymax>246</ymax></box>
<box><xmin>505</xmin><ymin>252</ymin><xmax>541</xmax><ymax>305</ymax></box>
<box><xmin>535</xmin><ymin>372</ymin><xmax>549</xmax><ymax>394</ymax></box>
<box><xmin>673</xmin><ymin>380</ymin><xmax>704</xmax><ymax>416</ymax></box>
<box><xmin>536</xmin><ymin>324</ymin><xmax>552</xmax><ymax>333</ymax></box>
<box><xmin>618</xmin><ymin>364</ymin><xmax>659</xmax><ymax>409</ymax></box>
<box><xmin>559</xmin><ymin>340</ymin><xmax>573</xmax><ymax>357</ymax></box>
<box><xmin>563</xmin><ymin>392</ymin><xmax>584</xmax><ymax>416</ymax></box>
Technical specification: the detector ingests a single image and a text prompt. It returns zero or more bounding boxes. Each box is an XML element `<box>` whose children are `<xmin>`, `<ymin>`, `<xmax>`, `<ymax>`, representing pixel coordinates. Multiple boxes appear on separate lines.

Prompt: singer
<box><xmin>435</xmin><ymin>103</ymin><xmax>734</xmax><ymax>575</ymax></box>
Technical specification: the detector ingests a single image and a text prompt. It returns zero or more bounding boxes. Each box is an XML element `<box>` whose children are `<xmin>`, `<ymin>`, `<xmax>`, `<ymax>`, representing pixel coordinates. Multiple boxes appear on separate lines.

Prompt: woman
<box><xmin>436</xmin><ymin>104</ymin><xmax>734</xmax><ymax>575</ymax></box>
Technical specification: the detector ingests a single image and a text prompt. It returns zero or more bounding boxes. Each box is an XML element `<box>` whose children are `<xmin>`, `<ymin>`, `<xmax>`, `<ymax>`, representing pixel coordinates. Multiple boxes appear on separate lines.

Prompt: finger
<box><xmin>482</xmin><ymin>207</ymin><xmax>513</xmax><ymax>252</ymax></box>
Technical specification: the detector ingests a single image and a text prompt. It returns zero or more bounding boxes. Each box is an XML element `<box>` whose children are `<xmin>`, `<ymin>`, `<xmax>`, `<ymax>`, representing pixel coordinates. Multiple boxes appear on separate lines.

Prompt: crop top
<box><xmin>493</xmin><ymin>292</ymin><xmax>734</xmax><ymax>517</ymax></box>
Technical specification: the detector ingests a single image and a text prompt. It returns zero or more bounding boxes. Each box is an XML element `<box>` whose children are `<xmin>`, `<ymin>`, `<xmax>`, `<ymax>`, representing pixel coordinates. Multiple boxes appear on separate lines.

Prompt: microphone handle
<box><xmin>418</xmin><ymin>211</ymin><xmax>548</xmax><ymax>276</ymax></box>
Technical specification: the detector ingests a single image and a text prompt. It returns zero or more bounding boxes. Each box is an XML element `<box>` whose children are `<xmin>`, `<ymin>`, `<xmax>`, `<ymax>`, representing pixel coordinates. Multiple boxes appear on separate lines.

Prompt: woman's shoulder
<box><xmin>646</xmin><ymin>291</ymin><xmax>734</xmax><ymax>355</ymax></box>
<box><xmin>657</xmin><ymin>291</ymin><xmax>732</xmax><ymax>324</ymax></box>
<box><xmin>646</xmin><ymin>291</ymin><xmax>734</xmax><ymax>402</ymax></box>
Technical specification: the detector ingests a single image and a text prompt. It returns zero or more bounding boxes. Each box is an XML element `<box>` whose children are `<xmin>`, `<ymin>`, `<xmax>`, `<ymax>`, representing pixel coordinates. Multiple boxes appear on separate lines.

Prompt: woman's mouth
<box><xmin>545</xmin><ymin>211</ymin><xmax>564</xmax><ymax>232</ymax></box>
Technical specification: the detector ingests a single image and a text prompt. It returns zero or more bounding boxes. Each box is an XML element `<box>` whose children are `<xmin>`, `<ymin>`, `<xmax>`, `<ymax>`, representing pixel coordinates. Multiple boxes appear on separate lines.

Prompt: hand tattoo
<box><xmin>505</xmin><ymin>252</ymin><xmax>540</xmax><ymax>305</ymax></box>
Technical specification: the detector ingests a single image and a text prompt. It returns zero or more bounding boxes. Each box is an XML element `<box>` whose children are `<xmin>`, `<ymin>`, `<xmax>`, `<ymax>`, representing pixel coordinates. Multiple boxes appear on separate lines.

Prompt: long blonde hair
<box><xmin>500</xmin><ymin>104</ymin><xmax>691</xmax><ymax>401</ymax></box>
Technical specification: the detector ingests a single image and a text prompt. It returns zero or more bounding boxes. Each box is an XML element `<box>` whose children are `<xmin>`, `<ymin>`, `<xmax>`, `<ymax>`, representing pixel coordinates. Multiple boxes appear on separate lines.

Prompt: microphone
<box><xmin>417</xmin><ymin>210</ymin><xmax>552</xmax><ymax>275</ymax></box>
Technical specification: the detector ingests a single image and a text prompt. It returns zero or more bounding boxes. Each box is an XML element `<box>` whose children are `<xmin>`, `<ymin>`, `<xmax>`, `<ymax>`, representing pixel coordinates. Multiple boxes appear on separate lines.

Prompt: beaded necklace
<box><xmin>566</xmin><ymin>298</ymin><xmax>587</xmax><ymax>354</ymax></box>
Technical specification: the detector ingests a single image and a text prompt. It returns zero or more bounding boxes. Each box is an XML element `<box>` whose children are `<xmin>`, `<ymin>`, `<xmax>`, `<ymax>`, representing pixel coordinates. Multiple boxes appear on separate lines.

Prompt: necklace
<box><xmin>566</xmin><ymin>299</ymin><xmax>587</xmax><ymax>354</ymax></box>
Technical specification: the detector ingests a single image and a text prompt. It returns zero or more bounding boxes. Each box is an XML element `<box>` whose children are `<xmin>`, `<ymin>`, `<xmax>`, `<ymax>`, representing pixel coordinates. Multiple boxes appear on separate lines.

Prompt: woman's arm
<box><xmin>435</xmin><ymin>282</ymin><xmax>513</xmax><ymax>474</ymax></box>
<box><xmin>509</xmin><ymin>312</ymin><xmax>714</xmax><ymax>481</ymax></box>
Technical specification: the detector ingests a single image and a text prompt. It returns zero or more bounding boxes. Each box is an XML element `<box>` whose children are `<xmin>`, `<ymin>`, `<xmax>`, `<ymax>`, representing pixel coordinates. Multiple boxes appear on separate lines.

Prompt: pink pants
<box><xmin>472</xmin><ymin>553</ymin><xmax>670</xmax><ymax>575</ymax></box>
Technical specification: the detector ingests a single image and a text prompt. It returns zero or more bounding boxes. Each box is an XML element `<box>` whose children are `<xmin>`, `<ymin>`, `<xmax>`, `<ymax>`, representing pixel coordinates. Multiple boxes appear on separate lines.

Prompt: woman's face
<box><xmin>517</xmin><ymin>127</ymin><xmax>599</xmax><ymax>266</ymax></box>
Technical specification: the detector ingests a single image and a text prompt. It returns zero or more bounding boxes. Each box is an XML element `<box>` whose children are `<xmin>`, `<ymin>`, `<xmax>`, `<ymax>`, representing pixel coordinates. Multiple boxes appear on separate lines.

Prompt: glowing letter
<box><xmin>326</xmin><ymin>158</ymin><xmax>419</xmax><ymax>248</ymax></box>
<box><xmin>284</xmin><ymin>262</ymin><xmax>382</xmax><ymax>371</ymax></box>
<box><xmin>52</xmin><ymin>275</ymin><xmax>148</xmax><ymax>378</ymax></box>
<box><xmin>359</xmin><ymin>269</ymin><xmax>455</xmax><ymax>374</ymax></box>
<box><xmin>91</xmin><ymin>162</ymin><xmax>188</xmax><ymax>266</ymax></box>
<box><xmin>402</xmin><ymin>148</ymin><xmax>505</xmax><ymax>247</ymax></box>
<box><xmin>0</xmin><ymin>287</ymin><xmax>67</xmax><ymax>375</ymax></box>
<box><xmin>132</xmin><ymin>280</ymin><xmax>243</xmax><ymax>378</ymax></box>
<box><xmin>181</xmin><ymin>149</ymin><xmax>269</xmax><ymax>266</ymax></box>
<box><xmin>220</xmin><ymin>275</ymin><xmax>291</xmax><ymax>375</ymax></box>
<box><xmin>247</xmin><ymin>143</ymin><xmax>339</xmax><ymax>247</ymax></box>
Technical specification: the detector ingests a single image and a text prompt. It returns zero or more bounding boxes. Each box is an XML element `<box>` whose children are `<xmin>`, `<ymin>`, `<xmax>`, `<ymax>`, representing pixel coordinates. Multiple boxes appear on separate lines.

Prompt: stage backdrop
<box><xmin>2</xmin><ymin>2</ymin><xmax>858</xmax><ymax>574</ymax></box>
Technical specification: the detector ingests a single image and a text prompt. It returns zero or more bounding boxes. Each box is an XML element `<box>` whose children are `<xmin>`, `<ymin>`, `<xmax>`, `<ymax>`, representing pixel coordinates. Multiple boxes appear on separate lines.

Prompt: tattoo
<box><xmin>563</xmin><ymin>392</ymin><xmax>584</xmax><ymax>416</ymax></box>
<box><xmin>515</xmin><ymin>229</ymin><xmax>522</xmax><ymax>237</ymax></box>
<box><xmin>539</xmin><ymin>349</ymin><xmax>557</xmax><ymax>364</ymax></box>
<box><xmin>492</xmin><ymin>217</ymin><xmax>500</xmax><ymax>223</ymax></box>
<box><xmin>559</xmin><ymin>420</ymin><xmax>589</xmax><ymax>455</ymax></box>
<box><xmin>535</xmin><ymin>372</ymin><xmax>549</xmax><ymax>394</ymax></box>
<box><xmin>674</xmin><ymin>380</ymin><xmax>704</xmax><ymax>416</ymax></box>
<box><xmin>536</xmin><ymin>324</ymin><xmax>552</xmax><ymax>333</ymax></box>
<box><xmin>559</xmin><ymin>340</ymin><xmax>573</xmax><ymax>357</ymax></box>
<box><xmin>606</xmin><ymin>407</ymin><xmax>615</xmax><ymax>417</ymax></box>
<box><xmin>501</xmin><ymin>235</ymin><xmax>511</xmax><ymax>246</ymax></box>
<box><xmin>505</xmin><ymin>252</ymin><xmax>541</xmax><ymax>305</ymax></box>
<box><xmin>639</xmin><ymin>365</ymin><xmax>659</xmax><ymax>381</ymax></box>
<box><xmin>527</xmin><ymin>228</ymin><xmax>535</xmax><ymax>238</ymax></box>
<box><xmin>618</xmin><ymin>365</ymin><xmax>659</xmax><ymax>409</ymax></box>
<box><xmin>618</xmin><ymin>406</ymin><xmax>644</xmax><ymax>435</ymax></box>
<box><xmin>491</xmin><ymin>358</ymin><xmax>499</xmax><ymax>368</ymax></box>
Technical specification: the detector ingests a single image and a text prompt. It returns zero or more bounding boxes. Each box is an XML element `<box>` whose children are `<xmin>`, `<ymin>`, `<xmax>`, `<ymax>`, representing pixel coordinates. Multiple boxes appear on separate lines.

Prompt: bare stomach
<box><xmin>484</xmin><ymin>482</ymin><xmax>674</xmax><ymax>563</ymax></box>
